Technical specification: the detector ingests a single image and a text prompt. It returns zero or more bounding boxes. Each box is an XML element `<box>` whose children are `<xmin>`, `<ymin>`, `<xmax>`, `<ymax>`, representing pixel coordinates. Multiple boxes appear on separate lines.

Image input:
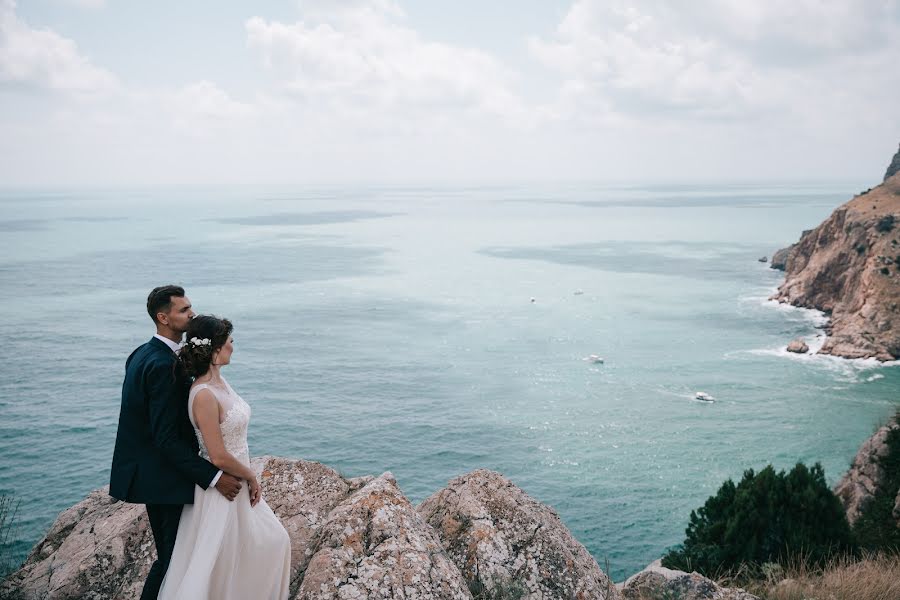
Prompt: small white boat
<box><xmin>694</xmin><ymin>391</ymin><xmax>715</xmax><ymax>402</ymax></box>
<box><xmin>574</xmin><ymin>289</ymin><xmax>584</xmax><ymax>295</ymax></box>
<box><xmin>583</xmin><ymin>354</ymin><xmax>604</xmax><ymax>364</ymax></box>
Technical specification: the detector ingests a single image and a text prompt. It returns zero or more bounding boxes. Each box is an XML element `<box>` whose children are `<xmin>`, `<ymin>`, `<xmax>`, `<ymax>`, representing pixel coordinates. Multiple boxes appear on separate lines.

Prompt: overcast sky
<box><xmin>1</xmin><ymin>0</ymin><xmax>899</xmax><ymax>185</ymax></box>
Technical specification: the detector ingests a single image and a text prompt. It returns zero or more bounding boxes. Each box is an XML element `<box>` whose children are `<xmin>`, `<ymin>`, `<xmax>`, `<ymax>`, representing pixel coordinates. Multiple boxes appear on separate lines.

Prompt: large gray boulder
<box><xmin>418</xmin><ymin>469</ymin><xmax>619</xmax><ymax>600</ymax></box>
<box><xmin>252</xmin><ymin>456</ymin><xmax>359</xmax><ymax>590</ymax></box>
<box><xmin>621</xmin><ymin>560</ymin><xmax>758</xmax><ymax>600</ymax></box>
<box><xmin>0</xmin><ymin>488</ymin><xmax>152</xmax><ymax>599</ymax></box>
<box><xmin>786</xmin><ymin>339</ymin><xmax>809</xmax><ymax>354</ymax></box>
<box><xmin>296</xmin><ymin>472</ymin><xmax>472</xmax><ymax>599</ymax></box>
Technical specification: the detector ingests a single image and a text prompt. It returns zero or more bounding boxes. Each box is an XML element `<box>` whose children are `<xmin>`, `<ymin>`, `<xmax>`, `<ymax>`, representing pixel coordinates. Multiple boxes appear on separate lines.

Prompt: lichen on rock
<box><xmin>3</xmin><ymin>461</ymin><xmax>623</xmax><ymax>599</ymax></box>
<box><xmin>418</xmin><ymin>469</ymin><xmax>619</xmax><ymax>600</ymax></box>
<box><xmin>621</xmin><ymin>560</ymin><xmax>758</xmax><ymax>600</ymax></box>
<box><xmin>295</xmin><ymin>472</ymin><xmax>472</xmax><ymax>599</ymax></box>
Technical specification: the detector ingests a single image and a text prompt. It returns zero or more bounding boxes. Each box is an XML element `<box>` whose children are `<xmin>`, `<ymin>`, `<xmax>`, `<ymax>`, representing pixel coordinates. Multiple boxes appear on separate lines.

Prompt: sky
<box><xmin>1</xmin><ymin>0</ymin><xmax>899</xmax><ymax>185</ymax></box>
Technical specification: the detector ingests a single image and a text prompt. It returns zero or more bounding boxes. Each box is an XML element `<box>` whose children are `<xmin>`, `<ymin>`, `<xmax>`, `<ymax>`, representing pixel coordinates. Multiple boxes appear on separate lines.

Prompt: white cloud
<box><xmin>164</xmin><ymin>81</ymin><xmax>256</xmax><ymax>131</ymax></box>
<box><xmin>682</xmin><ymin>0</ymin><xmax>900</xmax><ymax>62</ymax></box>
<box><xmin>529</xmin><ymin>1</ymin><xmax>763</xmax><ymax>121</ymax></box>
<box><xmin>0</xmin><ymin>0</ymin><xmax>116</xmax><ymax>94</ymax></box>
<box><xmin>1</xmin><ymin>0</ymin><xmax>897</xmax><ymax>185</ymax></box>
<box><xmin>57</xmin><ymin>0</ymin><xmax>106</xmax><ymax>10</ymax></box>
<box><xmin>245</xmin><ymin>0</ymin><xmax>532</xmax><ymax>130</ymax></box>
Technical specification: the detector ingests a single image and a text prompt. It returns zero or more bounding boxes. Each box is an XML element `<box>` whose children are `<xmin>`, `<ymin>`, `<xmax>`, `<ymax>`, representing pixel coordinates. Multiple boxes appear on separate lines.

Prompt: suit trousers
<box><xmin>141</xmin><ymin>503</ymin><xmax>184</xmax><ymax>600</ymax></box>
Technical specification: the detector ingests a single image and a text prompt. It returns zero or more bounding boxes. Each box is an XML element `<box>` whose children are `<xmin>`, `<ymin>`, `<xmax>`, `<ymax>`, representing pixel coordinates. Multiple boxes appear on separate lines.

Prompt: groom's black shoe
<box><xmin>141</xmin><ymin>503</ymin><xmax>183</xmax><ymax>600</ymax></box>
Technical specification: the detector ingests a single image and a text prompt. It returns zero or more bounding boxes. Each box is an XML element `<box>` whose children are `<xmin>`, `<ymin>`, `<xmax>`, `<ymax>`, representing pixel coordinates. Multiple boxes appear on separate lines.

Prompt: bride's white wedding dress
<box><xmin>159</xmin><ymin>379</ymin><xmax>291</xmax><ymax>600</ymax></box>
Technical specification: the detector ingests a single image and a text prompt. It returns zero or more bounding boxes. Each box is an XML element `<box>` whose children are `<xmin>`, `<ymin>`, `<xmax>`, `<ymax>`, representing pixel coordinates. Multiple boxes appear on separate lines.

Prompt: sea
<box><xmin>0</xmin><ymin>182</ymin><xmax>897</xmax><ymax>581</ymax></box>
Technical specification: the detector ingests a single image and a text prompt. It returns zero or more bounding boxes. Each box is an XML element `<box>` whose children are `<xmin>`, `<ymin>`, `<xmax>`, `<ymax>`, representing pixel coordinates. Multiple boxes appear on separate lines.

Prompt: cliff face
<box><xmin>0</xmin><ymin>457</ymin><xmax>620</xmax><ymax>600</ymax></box>
<box><xmin>834</xmin><ymin>414</ymin><xmax>900</xmax><ymax>527</ymax></box>
<box><xmin>771</xmin><ymin>173</ymin><xmax>900</xmax><ymax>360</ymax></box>
<box><xmin>886</xmin><ymin>144</ymin><xmax>900</xmax><ymax>182</ymax></box>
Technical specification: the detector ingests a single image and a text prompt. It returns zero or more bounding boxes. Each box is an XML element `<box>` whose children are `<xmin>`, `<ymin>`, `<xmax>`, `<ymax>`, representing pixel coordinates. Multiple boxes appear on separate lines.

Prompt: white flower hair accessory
<box><xmin>189</xmin><ymin>337</ymin><xmax>211</xmax><ymax>347</ymax></box>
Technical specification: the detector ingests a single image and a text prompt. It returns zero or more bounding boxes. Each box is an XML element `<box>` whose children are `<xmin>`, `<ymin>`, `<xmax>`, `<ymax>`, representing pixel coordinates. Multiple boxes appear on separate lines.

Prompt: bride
<box><xmin>159</xmin><ymin>315</ymin><xmax>291</xmax><ymax>599</ymax></box>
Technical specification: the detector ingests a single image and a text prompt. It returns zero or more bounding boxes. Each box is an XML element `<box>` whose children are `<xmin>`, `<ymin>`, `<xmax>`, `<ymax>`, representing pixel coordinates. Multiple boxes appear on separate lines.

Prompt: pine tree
<box><xmin>662</xmin><ymin>463</ymin><xmax>854</xmax><ymax>576</ymax></box>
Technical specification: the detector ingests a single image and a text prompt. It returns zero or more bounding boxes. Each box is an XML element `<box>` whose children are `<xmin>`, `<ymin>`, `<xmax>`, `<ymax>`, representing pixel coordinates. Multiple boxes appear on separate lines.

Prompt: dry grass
<box><xmin>728</xmin><ymin>553</ymin><xmax>900</xmax><ymax>600</ymax></box>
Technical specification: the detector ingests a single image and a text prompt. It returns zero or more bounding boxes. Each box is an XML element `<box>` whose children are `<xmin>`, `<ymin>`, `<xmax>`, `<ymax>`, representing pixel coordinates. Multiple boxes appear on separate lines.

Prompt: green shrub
<box><xmin>662</xmin><ymin>463</ymin><xmax>854</xmax><ymax>577</ymax></box>
<box><xmin>877</xmin><ymin>215</ymin><xmax>896</xmax><ymax>233</ymax></box>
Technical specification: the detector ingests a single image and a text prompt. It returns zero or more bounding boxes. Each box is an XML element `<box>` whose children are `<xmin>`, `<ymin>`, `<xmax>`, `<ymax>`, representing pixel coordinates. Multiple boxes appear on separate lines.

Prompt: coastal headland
<box><xmin>771</xmin><ymin>146</ymin><xmax>900</xmax><ymax>360</ymax></box>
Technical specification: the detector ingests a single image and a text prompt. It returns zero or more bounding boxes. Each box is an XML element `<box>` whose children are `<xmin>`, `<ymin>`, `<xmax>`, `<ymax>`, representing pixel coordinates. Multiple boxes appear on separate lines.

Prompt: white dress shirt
<box><xmin>153</xmin><ymin>334</ymin><xmax>223</xmax><ymax>487</ymax></box>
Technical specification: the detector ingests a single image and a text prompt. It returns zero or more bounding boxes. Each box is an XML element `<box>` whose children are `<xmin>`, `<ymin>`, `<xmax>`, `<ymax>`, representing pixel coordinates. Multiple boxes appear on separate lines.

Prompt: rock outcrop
<box><xmin>834</xmin><ymin>414</ymin><xmax>900</xmax><ymax>527</ymax></box>
<box><xmin>770</xmin><ymin>173</ymin><xmax>900</xmax><ymax>360</ymax></box>
<box><xmin>885</xmin><ymin>143</ymin><xmax>900</xmax><ymax>182</ymax></box>
<box><xmin>418</xmin><ymin>469</ymin><xmax>618</xmax><ymax>600</ymax></box>
<box><xmin>769</xmin><ymin>244</ymin><xmax>794</xmax><ymax>271</ymax></box>
<box><xmin>1</xmin><ymin>458</ymin><xmax>618</xmax><ymax>600</ymax></box>
<box><xmin>296</xmin><ymin>472</ymin><xmax>471</xmax><ymax>599</ymax></box>
<box><xmin>621</xmin><ymin>561</ymin><xmax>758</xmax><ymax>600</ymax></box>
<box><xmin>786</xmin><ymin>339</ymin><xmax>809</xmax><ymax>354</ymax></box>
<box><xmin>0</xmin><ymin>489</ymin><xmax>153</xmax><ymax>599</ymax></box>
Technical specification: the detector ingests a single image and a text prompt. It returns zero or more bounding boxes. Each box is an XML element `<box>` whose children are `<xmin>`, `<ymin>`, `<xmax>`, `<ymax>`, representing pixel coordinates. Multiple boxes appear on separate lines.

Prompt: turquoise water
<box><xmin>1</xmin><ymin>183</ymin><xmax>897</xmax><ymax>581</ymax></box>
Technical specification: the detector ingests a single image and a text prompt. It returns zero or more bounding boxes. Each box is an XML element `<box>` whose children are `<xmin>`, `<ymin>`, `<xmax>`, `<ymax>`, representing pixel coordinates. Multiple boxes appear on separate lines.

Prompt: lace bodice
<box><xmin>188</xmin><ymin>379</ymin><xmax>251</xmax><ymax>465</ymax></box>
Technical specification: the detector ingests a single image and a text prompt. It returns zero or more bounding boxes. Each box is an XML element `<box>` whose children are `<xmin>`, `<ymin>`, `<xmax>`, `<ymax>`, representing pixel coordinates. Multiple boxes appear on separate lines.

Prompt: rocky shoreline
<box><xmin>769</xmin><ymin>159</ymin><xmax>900</xmax><ymax>360</ymax></box>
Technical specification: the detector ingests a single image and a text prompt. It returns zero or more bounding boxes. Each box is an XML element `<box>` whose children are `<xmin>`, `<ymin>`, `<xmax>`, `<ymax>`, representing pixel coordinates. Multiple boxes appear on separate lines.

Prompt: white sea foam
<box><xmin>739</xmin><ymin>344</ymin><xmax>899</xmax><ymax>383</ymax></box>
<box><xmin>740</xmin><ymin>284</ymin><xmax>830</xmax><ymax>325</ymax></box>
<box><xmin>733</xmin><ymin>282</ymin><xmax>900</xmax><ymax>380</ymax></box>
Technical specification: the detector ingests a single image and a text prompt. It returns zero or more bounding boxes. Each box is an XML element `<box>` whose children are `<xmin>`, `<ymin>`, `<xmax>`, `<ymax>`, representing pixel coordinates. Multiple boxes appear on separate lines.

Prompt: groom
<box><xmin>109</xmin><ymin>285</ymin><xmax>242</xmax><ymax>599</ymax></box>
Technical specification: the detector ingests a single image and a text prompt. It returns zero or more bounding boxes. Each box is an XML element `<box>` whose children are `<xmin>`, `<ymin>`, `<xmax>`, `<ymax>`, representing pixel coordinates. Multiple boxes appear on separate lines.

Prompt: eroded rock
<box><xmin>786</xmin><ymin>339</ymin><xmax>809</xmax><ymax>354</ymax></box>
<box><xmin>1</xmin><ymin>457</ymin><xmax>360</xmax><ymax>599</ymax></box>
<box><xmin>2</xmin><ymin>461</ymin><xmax>622</xmax><ymax>600</ymax></box>
<box><xmin>834</xmin><ymin>415</ymin><xmax>900</xmax><ymax>526</ymax></box>
<box><xmin>621</xmin><ymin>560</ymin><xmax>758</xmax><ymax>600</ymax></box>
<box><xmin>770</xmin><ymin>244</ymin><xmax>796</xmax><ymax>271</ymax></box>
<box><xmin>0</xmin><ymin>489</ymin><xmax>152</xmax><ymax>600</ymax></box>
<box><xmin>252</xmin><ymin>456</ymin><xmax>354</xmax><ymax>591</ymax></box>
<box><xmin>418</xmin><ymin>469</ymin><xmax>619</xmax><ymax>600</ymax></box>
<box><xmin>885</xmin><ymin>143</ymin><xmax>900</xmax><ymax>182</ymax></box>
<box><xmin>295</xmin><ymin>472</ymin><xmax>472</xmax><ymax>600</ymax></box>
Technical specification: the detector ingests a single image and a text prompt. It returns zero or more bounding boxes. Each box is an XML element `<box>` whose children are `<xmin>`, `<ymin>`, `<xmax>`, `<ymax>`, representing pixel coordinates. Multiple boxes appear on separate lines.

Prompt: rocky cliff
<box><xmin>0</xmin><ymin>457</ymin><xmax>621</xmax><ymax>600</ymax></box>
<box><xmin>770</xmin><ymin>173</ymin><xmax>900</xmax><ymax>360</ymax></box>
<box><xmin>834</xmin><ymin>413</ymin><xmax>900</xmax><ymax>528</ymax></box>
<box><xmin>885</xmin><ymin>144</ymin><xmax>900</xmax><ymax>182</ymax></box>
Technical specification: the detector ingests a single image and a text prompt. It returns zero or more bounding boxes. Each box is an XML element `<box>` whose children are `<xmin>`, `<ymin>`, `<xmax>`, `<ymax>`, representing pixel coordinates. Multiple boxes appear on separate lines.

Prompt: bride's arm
<box><xmin>192</xmin><ymin>389</ymin><xmax>257</xmax><ymax>484</ymax></box>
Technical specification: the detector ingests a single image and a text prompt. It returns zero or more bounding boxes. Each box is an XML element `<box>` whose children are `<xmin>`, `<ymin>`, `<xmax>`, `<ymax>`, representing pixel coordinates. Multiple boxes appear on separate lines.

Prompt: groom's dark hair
<box><xmin>147</xmin><ymin>285</ymin><xmax>186</xmax><ymax>324</ymax></box>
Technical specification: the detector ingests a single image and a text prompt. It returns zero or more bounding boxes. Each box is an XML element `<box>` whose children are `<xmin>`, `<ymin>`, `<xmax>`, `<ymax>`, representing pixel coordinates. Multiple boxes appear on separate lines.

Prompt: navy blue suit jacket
<box><xmin>109</xmin><ymin>337</ymin><xmax>219</xmax><ymax>504</ymax></box>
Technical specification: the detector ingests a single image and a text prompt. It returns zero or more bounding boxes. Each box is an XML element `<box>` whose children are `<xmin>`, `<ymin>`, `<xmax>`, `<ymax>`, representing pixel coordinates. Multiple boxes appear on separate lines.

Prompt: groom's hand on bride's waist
<box><xmin>215</xmin><ymin>473</ymin><xmax>242</xmax><ymax>501</ymax></box>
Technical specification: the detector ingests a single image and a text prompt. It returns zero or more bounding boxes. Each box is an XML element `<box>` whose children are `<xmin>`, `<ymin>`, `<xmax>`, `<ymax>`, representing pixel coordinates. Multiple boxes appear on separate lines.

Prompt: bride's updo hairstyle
<box><xmin>179</xmin><ymin>315</ymin><xmax>233</xmax><ymax>378</ymax></box>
